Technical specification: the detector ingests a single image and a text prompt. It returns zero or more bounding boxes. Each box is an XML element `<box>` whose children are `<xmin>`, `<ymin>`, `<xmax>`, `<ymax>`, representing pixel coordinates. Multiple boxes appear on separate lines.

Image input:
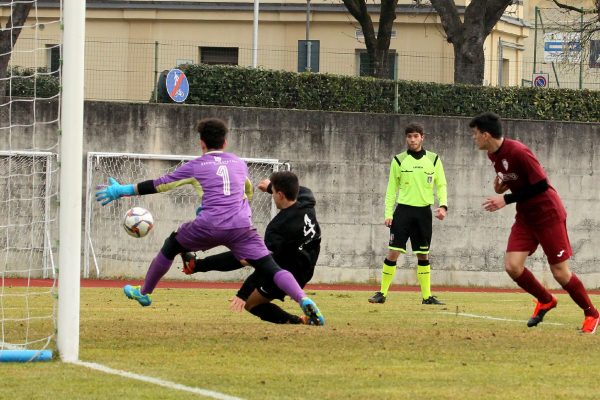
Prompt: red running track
<box><xmin>5</xmin><ymin>278</ymin><xmax>598</xmax><ymax>294</ymax></box>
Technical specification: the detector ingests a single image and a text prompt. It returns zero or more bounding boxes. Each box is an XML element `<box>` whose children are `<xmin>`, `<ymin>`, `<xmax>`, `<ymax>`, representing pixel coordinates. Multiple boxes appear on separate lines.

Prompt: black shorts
<box><xmin>257</xmin><ymin>247</ymin><xmax>318</xmax><ymax>301</ymax></box>
<box><xmin>389</xmin><ymin>204</ymin><xmax>432</xmax><ymax>254</ymax></box>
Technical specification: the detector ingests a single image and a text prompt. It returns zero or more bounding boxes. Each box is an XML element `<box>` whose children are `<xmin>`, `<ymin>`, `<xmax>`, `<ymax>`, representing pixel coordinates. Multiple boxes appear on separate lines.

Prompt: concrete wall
<box><xmin>4</xmin><ymin>101</ymin><xmax>600</xmax><ymax>288</ymax></box>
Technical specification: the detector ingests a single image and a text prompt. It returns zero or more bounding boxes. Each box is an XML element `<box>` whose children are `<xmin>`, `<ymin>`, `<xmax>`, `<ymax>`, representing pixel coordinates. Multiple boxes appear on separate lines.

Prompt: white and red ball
<box><xmin>123</xmin><ymin>207</ymin><xmax>154</xmax><ymax>238</ymax></box>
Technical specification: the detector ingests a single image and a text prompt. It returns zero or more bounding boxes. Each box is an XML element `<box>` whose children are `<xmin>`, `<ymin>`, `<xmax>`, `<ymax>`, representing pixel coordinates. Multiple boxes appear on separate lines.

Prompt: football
<box><xmin>123</xmin><ymin>207</ymin><xmax>154</xmax><ymax>238</ymax></box>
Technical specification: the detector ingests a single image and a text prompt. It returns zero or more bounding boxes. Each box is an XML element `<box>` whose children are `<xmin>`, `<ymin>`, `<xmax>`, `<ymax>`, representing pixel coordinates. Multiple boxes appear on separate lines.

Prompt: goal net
<box><xmin>0</xmin><ymin>151</ymin><xmax>58</xmax><ymax>357</ymax></box>
<box><xmin>0</xmin><ymin>0</ymin><xmax>62</xmax><ymax>360</ymax></box>
<box><xmin>84</xmin><ymin>152</ymin><xmax>289</xmax><ymax>280</ymax></box>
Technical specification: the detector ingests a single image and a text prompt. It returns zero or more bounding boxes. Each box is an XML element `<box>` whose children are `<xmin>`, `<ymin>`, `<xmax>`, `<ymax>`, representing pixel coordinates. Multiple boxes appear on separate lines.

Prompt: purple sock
<box><xmin>273</xmin><ymin>270</ymin><xmax>306</xmax><ymax>303</ymax></box>
<box><xmin>141</xmin><ymin>251</ymin><xmax>173</xmax><ymax>294</ymax></box>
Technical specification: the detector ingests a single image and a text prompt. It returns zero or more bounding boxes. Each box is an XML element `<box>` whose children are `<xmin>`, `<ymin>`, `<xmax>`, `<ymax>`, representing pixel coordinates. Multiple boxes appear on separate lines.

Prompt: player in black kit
<box><xmin>181</xmin><ymin>171</ymin><xmax>321</xmax><ymax>325</ymax></box>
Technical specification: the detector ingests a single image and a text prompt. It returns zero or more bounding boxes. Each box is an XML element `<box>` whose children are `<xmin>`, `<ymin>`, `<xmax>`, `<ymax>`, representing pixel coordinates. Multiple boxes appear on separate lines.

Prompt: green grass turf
<box><xmin>1</xmin><ymin>288</ymin><xmax>599</xmax><ymax>399</ymax></box>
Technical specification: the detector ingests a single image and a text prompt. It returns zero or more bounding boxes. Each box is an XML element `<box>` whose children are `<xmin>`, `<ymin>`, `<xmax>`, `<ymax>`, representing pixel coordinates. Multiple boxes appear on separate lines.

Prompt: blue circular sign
<box><xmin>165</xmin><ymin>69</ymin><xmax>189</xmax><ymax>103</ymax></box>
<box><xmin>533</xmin><ymin>75</ymin><xmax>548</xmax><ymax>87</ymax></box>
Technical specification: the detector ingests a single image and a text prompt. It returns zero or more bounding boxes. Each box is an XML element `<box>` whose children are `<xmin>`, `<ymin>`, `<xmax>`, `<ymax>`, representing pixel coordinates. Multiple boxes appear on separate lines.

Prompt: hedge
<box><xmin>159</xmin><ymin>64</ymin><xmax>600</xmax><ymax>123</ymax></box>
<box><xmin>4</xmin><ymin>67</ymin><xmax>60</xmax><ymax>98</ymax></box>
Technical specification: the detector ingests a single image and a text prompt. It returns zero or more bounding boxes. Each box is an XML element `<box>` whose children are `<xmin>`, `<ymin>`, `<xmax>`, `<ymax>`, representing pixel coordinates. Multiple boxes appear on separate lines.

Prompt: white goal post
<box><xmin>84</xmin><ymin>151</ymin><xmax>289</xmax><ymax>279</ymax></box>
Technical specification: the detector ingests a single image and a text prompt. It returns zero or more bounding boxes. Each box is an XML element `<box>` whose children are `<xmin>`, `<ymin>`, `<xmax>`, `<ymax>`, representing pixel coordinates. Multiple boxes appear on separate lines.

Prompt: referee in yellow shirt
<box><xmin>369</xmin><ymin>122</ymin><xmax>448</xmax><ymax>305</ymax></box>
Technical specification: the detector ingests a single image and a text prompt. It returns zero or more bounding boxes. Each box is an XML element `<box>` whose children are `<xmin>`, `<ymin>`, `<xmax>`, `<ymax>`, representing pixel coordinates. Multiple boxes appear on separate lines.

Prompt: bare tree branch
<box><xmin>551</xmin><ymin>0</ymin><xmax>585</xmax><ymax>14</ymax></box>
<box><xmin>341</xmin><ymin>0</ymin><xmax>376</xmax><ymax>51</ymax></box>
<box><xmin>481</xmin><ymin>0</ymin><xmax>513</xmax><ymax>35</ymax></box>
<box><xmin>341</xmin><ymin>0</ymin><xmax>398</xmax><ymax>77</ymax></box>
<box><xmin>376</xmin><ymin>0</ymin><xmax>398</xmax><ymax>52</ymax></box>
<box><xmin>429</xmin><ymin>0</ymin><xmax>463</xmax><ymax>44</ymax></box>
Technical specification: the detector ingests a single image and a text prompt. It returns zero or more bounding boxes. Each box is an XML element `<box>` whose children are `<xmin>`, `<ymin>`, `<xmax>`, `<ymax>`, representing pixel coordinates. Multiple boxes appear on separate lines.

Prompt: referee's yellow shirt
<box><xmin>384</xmin><ymin>149</ymin><xmax>448</xmax><ymax>220</ymax></box>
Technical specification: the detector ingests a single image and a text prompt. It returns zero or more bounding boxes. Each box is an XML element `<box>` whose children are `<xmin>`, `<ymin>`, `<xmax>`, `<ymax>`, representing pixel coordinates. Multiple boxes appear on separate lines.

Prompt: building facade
<box><xmin>2</xmin><ymin>0</ymin><xmax>531</xmax><ymax>101</ymax></box>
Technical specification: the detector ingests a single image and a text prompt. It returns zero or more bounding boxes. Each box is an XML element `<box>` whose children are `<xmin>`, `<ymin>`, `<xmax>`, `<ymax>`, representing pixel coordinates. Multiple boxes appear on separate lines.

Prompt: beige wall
<box><xmin>1</xmin><ymin>1</ymin><xmax>530</xmax><ymax>101</ymax></box>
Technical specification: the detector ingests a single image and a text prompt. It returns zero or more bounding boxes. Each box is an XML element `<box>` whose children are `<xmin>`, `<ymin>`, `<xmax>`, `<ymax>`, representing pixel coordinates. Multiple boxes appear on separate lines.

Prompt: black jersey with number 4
<box><xmin>234</xmin><ymin>186</ymin><xmax>321</xmax><ymax>301</ymax></box>
<box><xmin>264</xmin><ymin>186</ymin><xmax>321</xmax><ymax>274</ymax></box>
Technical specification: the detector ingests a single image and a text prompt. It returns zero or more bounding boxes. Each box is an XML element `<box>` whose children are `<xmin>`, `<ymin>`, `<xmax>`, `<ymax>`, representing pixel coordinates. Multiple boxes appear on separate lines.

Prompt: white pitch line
<box><xmin>438</xmin><ymin>311</ymin><xmax>565</xmax><ymax>326</ymax></box>
<box><xmin>71</xmin><ymin>360</ymin><xmax>245</xmax><ymax>400</ymax></box>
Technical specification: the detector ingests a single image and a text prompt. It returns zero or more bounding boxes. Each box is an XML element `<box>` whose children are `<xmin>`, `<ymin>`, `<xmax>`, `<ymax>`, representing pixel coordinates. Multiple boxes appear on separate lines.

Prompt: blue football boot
<box><xmin>300</xmin><ymin>297</ymin><xmax>325</xmax><ymax>326</ymax></box>
<box><xmin>123</xmin><ymin>284</ymin><xmax>152</xmax><ymax>307</ymax></box>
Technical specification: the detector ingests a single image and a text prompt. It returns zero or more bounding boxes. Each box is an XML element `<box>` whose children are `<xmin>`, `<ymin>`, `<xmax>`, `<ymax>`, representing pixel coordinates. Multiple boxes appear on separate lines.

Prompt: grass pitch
<box><xmin>1</xmin><ymin>288</ymin><xmax>599</xmax><ymax>399</ymax></box>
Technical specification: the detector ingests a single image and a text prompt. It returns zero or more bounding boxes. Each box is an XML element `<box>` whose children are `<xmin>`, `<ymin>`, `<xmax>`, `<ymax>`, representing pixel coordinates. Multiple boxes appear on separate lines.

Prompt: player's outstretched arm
<box><xmin>257</xmin><ymin>179</ymin><xmax>270</xmax><ymax>193</ymax></box>
<box><xmin>230</xmin><ymin>272</ymin><xmax>259</xmax><ymax>312</ymax></box>
<box><xmin>229</xmin><ymin>296</ymin><xmax>247</xmax><ymax>312</ymax></box>
<box><xmin>95</xmin><ymin>177</ymin><xmax>136</xmax><ymax>206</ymax></box>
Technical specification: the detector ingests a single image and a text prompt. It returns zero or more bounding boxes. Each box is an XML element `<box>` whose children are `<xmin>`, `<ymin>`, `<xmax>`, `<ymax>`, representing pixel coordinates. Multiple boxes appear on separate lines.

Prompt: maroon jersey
<box><xmin>488</xmin><ymin>138</ymin><xmax>566</xmax><ymax>224</ymax></box>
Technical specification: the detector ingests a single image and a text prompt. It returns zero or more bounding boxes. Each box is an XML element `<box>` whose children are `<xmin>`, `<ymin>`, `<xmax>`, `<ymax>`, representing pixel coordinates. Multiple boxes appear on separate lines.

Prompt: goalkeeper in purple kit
<box><xmin>95</xmin><ymin>118</ymin><xmax>325</xmax><ymax>326</ymax></box>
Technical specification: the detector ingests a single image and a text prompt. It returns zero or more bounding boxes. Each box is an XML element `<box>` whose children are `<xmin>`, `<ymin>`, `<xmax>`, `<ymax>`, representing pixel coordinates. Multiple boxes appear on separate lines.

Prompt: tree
<box><xmin>543</xmin><ymin>1</ymin><xmax>599</xmax><ymax>68</ymax></box>
<box><xmin>341</xmin><ymin>0</ymin><xmax>516</xmax><ymax>84</ymax></box>
<box><xmin>429</xmin><ymin>0</ymin><xmax>513</xmax><ymax>85</ymax></box>
<box><xmin>0</xmin><ymin>3</ymin><xmax>33</xmax><ymax>97</ymax></box>
<box><xmin>549</xmin><ymin>0</ymin><xmax>600</xmax><ymax>35</ymax></box>
<box><xmin>341</xmin><ymin>0</ymin><xmax>398</xmax><ymax>78</ymax></box>
<box><xmin>551</xmin><ymin>0</ymin><xmax>599</xmax><ymax>20</ymax></box>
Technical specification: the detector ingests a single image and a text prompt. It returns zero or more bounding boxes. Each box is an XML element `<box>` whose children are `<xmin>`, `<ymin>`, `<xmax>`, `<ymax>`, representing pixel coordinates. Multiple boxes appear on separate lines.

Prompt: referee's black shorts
<box><xmin>388</xmin><ymin>204</ymin><xmax>432</xmax><ymax>254</ymax></box>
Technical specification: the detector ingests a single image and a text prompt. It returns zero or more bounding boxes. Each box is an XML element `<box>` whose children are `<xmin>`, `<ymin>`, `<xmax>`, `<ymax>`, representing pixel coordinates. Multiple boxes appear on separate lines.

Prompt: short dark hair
<box><xmin>270</xmin><ymin>171</ymin><xmax>299</xmax><ymax>201</ymax></box>
<box><xmin>405</xmin><ymin>123</ymin><xmax>424</xmax><ymax>135</ymax></box>
<box><xmin>196</xmin><ymin>118</ymin><xmax>228</xmax><ymax>149</ymax></box>
<box><xmin>469</xmin><ymin>112</ymin><xmax>503</xmax><ymax>139</ymax></box>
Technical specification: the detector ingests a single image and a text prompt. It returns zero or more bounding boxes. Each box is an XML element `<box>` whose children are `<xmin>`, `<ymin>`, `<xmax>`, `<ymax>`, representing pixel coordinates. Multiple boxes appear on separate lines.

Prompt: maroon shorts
<box><xmin>506</xmin><ymin>218</ymin><xmax>572</xmax><ymax>265</ymax></box>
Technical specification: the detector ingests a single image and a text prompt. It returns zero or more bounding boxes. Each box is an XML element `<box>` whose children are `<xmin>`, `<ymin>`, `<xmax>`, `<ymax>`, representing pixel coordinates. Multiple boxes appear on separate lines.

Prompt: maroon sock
<box><xmin>562</xmin><ymin>274</ymin><xmax>599</xmax><ymax>318</ymax></box>
<box><xmin>513</xmin><ymin>268</ymin><xmax>553</xmax><ymax>303</ymax></box>
<box><xmin>141</xmin><ymin>251</ymin><xmax>173</xmax><ymax>295</ymax></box>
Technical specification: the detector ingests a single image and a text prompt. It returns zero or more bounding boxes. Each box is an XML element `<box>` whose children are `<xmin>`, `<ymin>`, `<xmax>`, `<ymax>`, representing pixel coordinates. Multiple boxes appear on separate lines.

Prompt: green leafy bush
<box><xmin>5</xmin><ymin>67</ymin><xmax>60</xmax><ymax>98</ymax></box>
<box><xmin>160</xmin><ymin>64</ymin><xmax>600</xmax><ymax>122</ymax></box>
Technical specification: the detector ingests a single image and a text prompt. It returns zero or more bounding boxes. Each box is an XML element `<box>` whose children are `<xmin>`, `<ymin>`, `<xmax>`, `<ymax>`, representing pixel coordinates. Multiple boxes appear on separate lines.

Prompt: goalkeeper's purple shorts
<box><xmin>175</xmin><ymin>222</ymin><xmax>269</xmax><ymax>261</ymax></box>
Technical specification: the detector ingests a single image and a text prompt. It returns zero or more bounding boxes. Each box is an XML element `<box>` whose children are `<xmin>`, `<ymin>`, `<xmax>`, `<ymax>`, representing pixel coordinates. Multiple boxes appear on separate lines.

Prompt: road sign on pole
<box><xmin>532</xmin><ymin>73</ymin><xmax>549</xmax><ymax>88</ymax></box>
<box><xmin>165</xmin><ymin>68</ymin><xmax>189</xmax><ymax>103</ymax></box>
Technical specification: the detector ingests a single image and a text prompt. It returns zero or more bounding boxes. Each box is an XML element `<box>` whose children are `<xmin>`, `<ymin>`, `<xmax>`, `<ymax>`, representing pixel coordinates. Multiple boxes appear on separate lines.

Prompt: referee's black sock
<box><xmin>249</xmin><ymin>303</ymin><xmax>302</xmax><ymax>324</ymax></box>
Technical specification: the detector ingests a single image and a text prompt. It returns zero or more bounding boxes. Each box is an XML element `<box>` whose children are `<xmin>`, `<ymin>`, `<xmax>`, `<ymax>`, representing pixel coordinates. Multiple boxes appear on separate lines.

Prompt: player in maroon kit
<box><xmin>470</xmin><ymin>112</ymin><xmax>599</xmax><ymax>334</ymax></box>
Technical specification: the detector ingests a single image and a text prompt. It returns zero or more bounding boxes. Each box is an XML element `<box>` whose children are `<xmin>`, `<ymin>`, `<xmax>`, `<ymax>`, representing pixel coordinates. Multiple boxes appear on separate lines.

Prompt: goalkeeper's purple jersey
<box><xmin>152</xmin><ymin>151</ymin><xmax>253</xmax><ymax>229</ymax></box>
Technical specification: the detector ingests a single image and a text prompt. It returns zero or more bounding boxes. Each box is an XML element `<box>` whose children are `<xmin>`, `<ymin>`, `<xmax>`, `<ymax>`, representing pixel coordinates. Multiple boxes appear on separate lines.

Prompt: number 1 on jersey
<box><xmin>216</xmin><ymin>165</ymin><xmax>231</xmax><ymax>196</ymax></box>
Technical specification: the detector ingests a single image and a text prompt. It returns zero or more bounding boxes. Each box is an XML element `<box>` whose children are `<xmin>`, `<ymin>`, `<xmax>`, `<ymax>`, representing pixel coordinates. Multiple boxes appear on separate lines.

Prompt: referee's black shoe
<box><xmin>368</xmin><ymin>291</ymin><xmax>386</xmax><ymax>304</ymax></box>
<box><xmin>422</xmin><ymin>296</ymin><xmax>445</xmax><ymax>305</ymax></box>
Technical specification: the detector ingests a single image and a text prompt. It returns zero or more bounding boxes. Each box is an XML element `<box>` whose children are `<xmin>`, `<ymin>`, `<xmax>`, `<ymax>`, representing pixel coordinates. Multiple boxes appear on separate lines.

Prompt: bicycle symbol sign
<box><xmin>166</xmin><ymin>69</ymin><xmax>189</xmax><ymax>103</ymax></box>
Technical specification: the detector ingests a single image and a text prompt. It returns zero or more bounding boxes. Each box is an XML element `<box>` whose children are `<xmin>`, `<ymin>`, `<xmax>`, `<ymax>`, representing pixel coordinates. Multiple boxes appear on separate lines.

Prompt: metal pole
<box><xmin>153</xmin><ymin>41</ymin><xmax>159</xmax><ymax>102</ymax></box>
<box><xmin>394</xmin><ymin>52</ymin><xmax>398</xmax><ymax>113</ymax></box>
<box><xmin>579</xmin><ymin>8</ymin><xmax>584</xmax><ymax>89</ymax></box>
<box><xmin>58</xmin><ymin>0</ymin><xmax>85</xmax><ymax>362</ymax></box>
<box><xmin>252</xmin><ymin>0</ymin><xmax>259</xmax><ymax>67</ymax></box>
<box><xmin>498</xmin><ymin>38</ymin><xmax>503</xmax><ymax>86</ymax></box>
<box><xmin>537</xmin><ymin>8</ymin><xmax>560</xmax><ymax>87</ymax></box>
<box><xmin>533</xmin><ymin>6</ymin><xmax>538</xmax><ymax>74</ymax></box>
<box><xmin>305</xmin><ymin>0</ymin><xmax>311</xmax><ymax>72</ymax></box>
